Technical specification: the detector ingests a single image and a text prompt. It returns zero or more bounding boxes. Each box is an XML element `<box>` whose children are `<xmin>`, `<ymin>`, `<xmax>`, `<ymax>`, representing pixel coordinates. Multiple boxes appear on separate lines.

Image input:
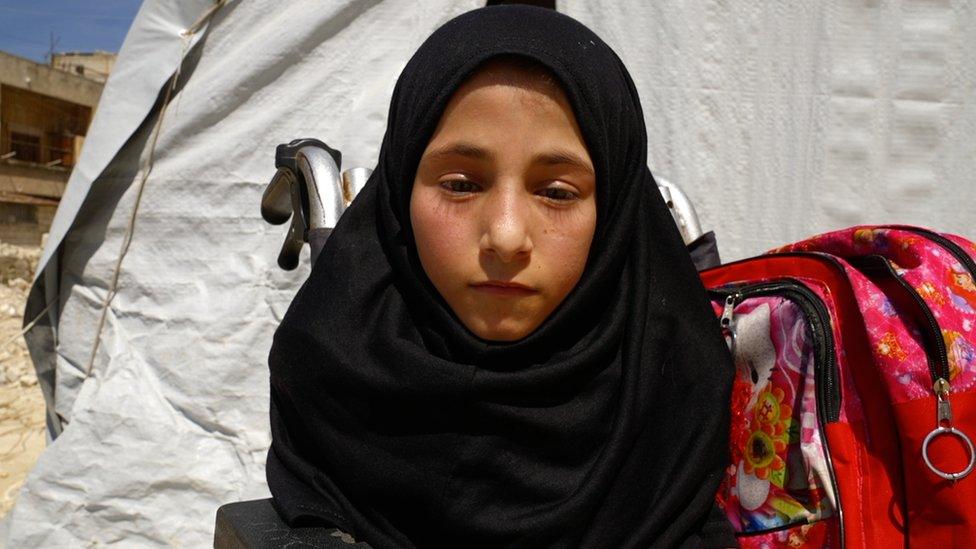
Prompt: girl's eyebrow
<box><xmin>536</xmin><ymin>149</ymin><xmax>594</xmax><ymax>175</ymax></box>
<box><xmin>425</xmin><ymin>142</ymin><xmax>491</xmax><ymax>161</ymax></box>
<box><xmin>424</xmin><ymin>141</ymin><xmax>594</xmax><ymax>175</ymax></box>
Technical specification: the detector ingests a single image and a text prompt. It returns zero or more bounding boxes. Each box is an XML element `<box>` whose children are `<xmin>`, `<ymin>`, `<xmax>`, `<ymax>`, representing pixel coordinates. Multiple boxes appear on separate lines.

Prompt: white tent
<box><xmin>6</xmin><ymin>0</ymin><xmax>976</xmax><ymax>545</ymax></box>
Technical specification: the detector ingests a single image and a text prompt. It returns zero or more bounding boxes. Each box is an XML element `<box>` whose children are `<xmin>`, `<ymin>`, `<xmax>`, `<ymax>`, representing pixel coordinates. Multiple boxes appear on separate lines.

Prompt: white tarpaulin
<box><xmin>5</xmin><ymin>0</ymin><xmax>976</xmax><ymax>546</ymax></box>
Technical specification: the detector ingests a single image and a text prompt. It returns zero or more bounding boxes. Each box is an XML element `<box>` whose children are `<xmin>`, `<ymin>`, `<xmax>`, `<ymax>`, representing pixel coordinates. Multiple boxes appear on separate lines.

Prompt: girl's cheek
<box><xmin>412</xmin><ymin>190</ymin><xmax>475</xmax><ymax>267</ymax></box>
<box><xmin>536</xmin><ymin>207</ymin><xmax>595</xmax><ymax>285</ymax></box>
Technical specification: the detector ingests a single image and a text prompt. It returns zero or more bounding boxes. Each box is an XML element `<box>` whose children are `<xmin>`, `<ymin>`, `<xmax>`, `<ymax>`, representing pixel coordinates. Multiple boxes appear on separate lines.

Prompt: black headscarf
<box><xmin>267</xmin><ymin>5</ymin><xmax>735</xmax><ymax>548</ymax></box>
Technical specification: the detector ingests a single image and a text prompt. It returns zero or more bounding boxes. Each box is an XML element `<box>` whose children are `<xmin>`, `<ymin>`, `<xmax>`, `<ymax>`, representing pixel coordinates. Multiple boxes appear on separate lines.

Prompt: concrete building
<box><xmin>0</xmin><ymin>51</ymin><xmax>104</xmax><ymax>246</ymax></box>
<box><xmin>51</xmin><ymin>51</ymin><xmax>117</xmax><ymax>84</ymax></box>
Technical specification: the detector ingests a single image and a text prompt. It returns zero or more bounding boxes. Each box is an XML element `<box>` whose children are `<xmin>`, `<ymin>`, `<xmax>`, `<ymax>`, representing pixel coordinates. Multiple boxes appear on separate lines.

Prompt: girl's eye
<box><xmin>440</xmin><ymin>179</ymin><xmax>480</xmax><ymax>194</ymax></box>
<box><xmin>537</xmin><ymin>186</ymin><xmax>579</xmax><ymax>202</ymax></box>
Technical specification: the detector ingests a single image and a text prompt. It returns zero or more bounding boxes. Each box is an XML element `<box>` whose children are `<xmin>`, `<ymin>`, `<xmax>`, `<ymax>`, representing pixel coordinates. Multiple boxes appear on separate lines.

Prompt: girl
<box><xmin>267</xmin><ymin>5</ymin><xmax>734</xmax><ymax>547</ymax></box>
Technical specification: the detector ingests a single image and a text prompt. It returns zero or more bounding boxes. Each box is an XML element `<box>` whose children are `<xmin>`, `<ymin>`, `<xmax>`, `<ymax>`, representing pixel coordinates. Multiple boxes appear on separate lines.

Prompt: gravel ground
<box><xmin>0</xmin><ymin>244</ymin><xmax>45</xmax><ymax>518</ymax></box>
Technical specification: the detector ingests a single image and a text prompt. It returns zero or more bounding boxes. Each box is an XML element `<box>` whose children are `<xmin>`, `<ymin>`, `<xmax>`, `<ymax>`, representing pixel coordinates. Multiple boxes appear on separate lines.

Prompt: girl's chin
<box><xmin>465</xmin><ymin>317</ymin><xmax>539</xmax><ymax>342</ymax></box>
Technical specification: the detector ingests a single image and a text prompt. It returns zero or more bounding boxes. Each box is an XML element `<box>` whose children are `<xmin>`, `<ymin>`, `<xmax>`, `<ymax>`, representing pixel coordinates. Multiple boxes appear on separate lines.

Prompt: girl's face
<box><xmin>410</xmin><ymin>60</ymin><xmax>597</xmax><ymax>341</ymax></box>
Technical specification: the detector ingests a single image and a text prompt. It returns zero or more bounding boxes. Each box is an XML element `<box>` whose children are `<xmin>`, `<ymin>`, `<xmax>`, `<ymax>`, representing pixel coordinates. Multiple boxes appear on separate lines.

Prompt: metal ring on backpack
<box><xmin>922</xmin><ymin>426</ymin><xmax>976</xmax><ymax>481</ymax></box>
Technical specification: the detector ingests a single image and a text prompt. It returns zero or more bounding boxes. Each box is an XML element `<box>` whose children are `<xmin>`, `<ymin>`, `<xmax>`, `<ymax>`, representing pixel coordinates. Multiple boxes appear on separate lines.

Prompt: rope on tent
<box><xmin>183</xmin><ymin>0</ymin><xmax>228</xmax><ymax>37</ymax></box>
<box><xmin>0</xmin><ymin>299</ymin><xmax>55</xmax><ymax>362</ymax></box>
<box><xmin>82</xmin><ymin>0</ymin><xmax>227</xmax><ymax>378</ymax></box>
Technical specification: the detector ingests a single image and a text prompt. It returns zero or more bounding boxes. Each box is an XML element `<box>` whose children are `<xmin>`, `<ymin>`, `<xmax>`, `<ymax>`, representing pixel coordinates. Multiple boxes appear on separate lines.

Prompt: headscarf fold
<box><xmin>267</xmin><ymin>5</ymin><xmax>735</xmax><ymax>547</ymax></box>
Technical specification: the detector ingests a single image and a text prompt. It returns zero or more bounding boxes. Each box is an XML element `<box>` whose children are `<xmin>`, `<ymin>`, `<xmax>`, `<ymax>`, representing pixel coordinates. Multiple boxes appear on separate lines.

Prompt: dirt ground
<box><xmin>0</xmin><ymin>244</ymin><xmax>45</xmax><ymax>519</ymax></box>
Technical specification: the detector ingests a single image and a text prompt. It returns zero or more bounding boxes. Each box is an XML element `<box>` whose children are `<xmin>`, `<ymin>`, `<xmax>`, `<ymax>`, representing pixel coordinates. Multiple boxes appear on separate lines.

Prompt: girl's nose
<box><xmin>479</xmin><ymin>186</ymin><xmax>533</xmax><ymax>263</ymax></box>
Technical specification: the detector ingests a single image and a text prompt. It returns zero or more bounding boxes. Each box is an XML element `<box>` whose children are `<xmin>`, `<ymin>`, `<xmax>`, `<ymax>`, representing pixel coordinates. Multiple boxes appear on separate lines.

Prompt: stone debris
<box><xmin>0</xmin><ymin>242</ymin><xmax>45</xmax><ymax>518</ymax></box>
<box><xmin>0</xmin><ymin>243</ymin><xmax>40</xmax><ymax>284</ymax></box>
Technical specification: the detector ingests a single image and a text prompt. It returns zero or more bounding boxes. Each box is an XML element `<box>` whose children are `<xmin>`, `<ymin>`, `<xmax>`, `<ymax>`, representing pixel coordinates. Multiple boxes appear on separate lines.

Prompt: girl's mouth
<box><xmin>469</xmin><ymin>280</ymin><xmax>538</xmax><ymax>296</ymax></box>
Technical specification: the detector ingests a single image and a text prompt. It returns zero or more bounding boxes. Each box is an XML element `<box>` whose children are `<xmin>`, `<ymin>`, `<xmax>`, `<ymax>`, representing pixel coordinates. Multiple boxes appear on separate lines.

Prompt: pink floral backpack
<box><xmin>701</xmin><ymin>224</ymin><xmax>976</xmax><ymax>548</ymax></box>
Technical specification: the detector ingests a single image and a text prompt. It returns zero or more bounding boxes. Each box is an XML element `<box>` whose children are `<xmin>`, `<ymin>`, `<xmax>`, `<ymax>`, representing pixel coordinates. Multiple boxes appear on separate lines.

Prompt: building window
<box><xmin>46</xmin><ymin>133</ymin><xmax>74</xmax><ymax>166</ymax></box>
<box><xmin>9</xmin><ymin>132</ymin><xmax>41</xmax><ymax>163</ymax></box>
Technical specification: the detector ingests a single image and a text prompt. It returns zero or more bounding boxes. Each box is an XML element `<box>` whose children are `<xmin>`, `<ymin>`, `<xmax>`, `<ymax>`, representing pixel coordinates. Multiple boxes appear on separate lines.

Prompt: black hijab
<box><xmin>267</xmin><ymin>5</ymin><xmax>735</xmax><ymax>548</ymax></box>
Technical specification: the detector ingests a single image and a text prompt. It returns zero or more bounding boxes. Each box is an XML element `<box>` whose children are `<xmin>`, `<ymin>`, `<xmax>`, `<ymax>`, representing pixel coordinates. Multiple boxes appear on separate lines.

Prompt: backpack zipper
<box><xmin>849</xmin><ymin>255</ymin><xmax>948</xmax><ymax>388</ymax></box>
<box><xmin>710</xmin><ymin>281</ymin><xmax>840</xmax><ymax>422</ymax></box>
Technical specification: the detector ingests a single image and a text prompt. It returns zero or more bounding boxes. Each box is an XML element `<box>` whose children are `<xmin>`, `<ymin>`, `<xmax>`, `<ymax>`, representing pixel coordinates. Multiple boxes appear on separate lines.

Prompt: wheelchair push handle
<box><xmin>656</xmin><ymin>177</ymin><xmax>704</xmax><ymax>245</ymax></box>
<box><xmin>261</xmin><ymin>139</ymin><xmax>354</xmax><ymax>269</ymax></box>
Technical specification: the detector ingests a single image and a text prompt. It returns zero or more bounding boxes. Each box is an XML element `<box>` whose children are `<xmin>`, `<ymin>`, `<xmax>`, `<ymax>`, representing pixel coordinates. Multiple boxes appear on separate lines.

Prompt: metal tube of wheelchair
<box><xmin>656</xmin><ymin>177</ymin><xmax>704</xmax><ymax>246</ymax></box>
<box><xmin>341</xmin><ymin>167</ymin><xmax>372</xmax><ymax>206</ymax></box>
<box><xmin>296</xmin><ymin>146</ymin><xmax>346</xmax><ymax>266</ymax></box>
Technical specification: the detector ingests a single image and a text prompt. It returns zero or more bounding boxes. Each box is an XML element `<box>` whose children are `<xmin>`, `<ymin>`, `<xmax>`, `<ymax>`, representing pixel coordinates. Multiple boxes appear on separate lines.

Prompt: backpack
<box><xmin>701</xmin><ymin>225</ymin><xmax>976</xmax><ymax>548</ymax></box>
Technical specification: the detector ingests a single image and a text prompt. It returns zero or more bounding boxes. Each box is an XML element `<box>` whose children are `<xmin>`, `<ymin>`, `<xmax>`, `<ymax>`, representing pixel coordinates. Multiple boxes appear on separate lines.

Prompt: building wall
<box><xmin>0</xmin><ymin>51</ymin><xmax>102</xmax><ymax>108</ymax></box>
<box><xmin>0</xmin><ymin>162</ymin><xmax>68</xmax><ymax>199</ymax></box>
<box><xmin>0</xmin><ymin>162</ymin><xmax>65</xmax><ymax>246</ymax></box>
<box><xmin>51</xmin><ymin>52</ymin><xmax>116</xmax><ymax>84</ymax></box>
<box><xmin>0</xmin><ymin>203</ymin><xmax>56</xmax><ymax>247</ymax></box>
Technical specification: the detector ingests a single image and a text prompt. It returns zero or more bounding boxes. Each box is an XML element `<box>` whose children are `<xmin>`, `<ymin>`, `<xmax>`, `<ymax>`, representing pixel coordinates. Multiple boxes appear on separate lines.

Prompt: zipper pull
<box><xmin>923</xmin><ymin>377</ymin><xmax>976</xmax><ymax>481</ymax></box>
<box><xmin>720</xmin><ymin>293</ymin><xmax>739</xmax><ymax>356</ymax></box>
<box><xmin>935</xmin><ymin>377</ymin><xmax>952</xmax><ymax>427</ymax></box>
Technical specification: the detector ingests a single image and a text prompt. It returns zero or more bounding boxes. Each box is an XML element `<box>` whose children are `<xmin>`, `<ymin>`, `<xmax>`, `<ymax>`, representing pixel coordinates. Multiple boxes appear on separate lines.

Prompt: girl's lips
<box><xmin>469</xmin><ymin>281</ymin><xmax>538</xmax><ymax>296</ymax></box>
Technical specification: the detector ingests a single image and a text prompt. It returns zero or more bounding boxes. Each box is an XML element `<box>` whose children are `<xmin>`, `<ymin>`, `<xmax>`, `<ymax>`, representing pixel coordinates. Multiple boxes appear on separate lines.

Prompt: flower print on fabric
<box><xmin>744</xmin><ymin>385</ymin><xmax>790</xmax><ymax>481</ymax></box>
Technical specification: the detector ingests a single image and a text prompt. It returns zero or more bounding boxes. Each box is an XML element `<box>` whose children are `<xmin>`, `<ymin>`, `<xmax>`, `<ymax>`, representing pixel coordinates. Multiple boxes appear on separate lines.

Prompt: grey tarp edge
<box><xmin>25</xmin><ymin>0</ymin><xmax>224</xmax><ymax>437</ymax></box>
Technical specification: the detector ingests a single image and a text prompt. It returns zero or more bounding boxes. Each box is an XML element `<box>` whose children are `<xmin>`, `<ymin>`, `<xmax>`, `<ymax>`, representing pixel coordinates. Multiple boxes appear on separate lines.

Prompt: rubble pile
<box><xmin>0</xmin><ymin>243</ymin><xmax>45</xmax><ymax>518</ymax></box>
<box><xmin>0</xmin><ymin>243</ymin><xmax>40</xmax><ymax>285</ymax></box>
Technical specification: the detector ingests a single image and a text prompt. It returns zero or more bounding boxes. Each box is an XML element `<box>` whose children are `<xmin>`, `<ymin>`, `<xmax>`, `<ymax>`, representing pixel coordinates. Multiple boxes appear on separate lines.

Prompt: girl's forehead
<box><xmin>434</xmin><ymin>58</ymin><xmax>579</xmax><ymax>132</ymax></box>
<box><xmin>423</xmin><ymin>76</ymin><xmax>590</xmax><ymax>165</ymax></box>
